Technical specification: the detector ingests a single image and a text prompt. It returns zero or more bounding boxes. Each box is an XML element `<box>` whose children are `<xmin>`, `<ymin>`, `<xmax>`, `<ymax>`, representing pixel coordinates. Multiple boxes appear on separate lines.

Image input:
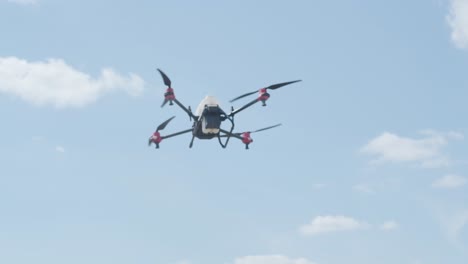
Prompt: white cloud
<box><xmin>299</xmin><ymin>215</ymin><xmax>369</xmax><ymax>236</ymax></box>
<box><xmin>7</xmin><ymin>0</ymin><xmax>37</xmax><ymax>5</ymax></box>
<box><xmin>360</xmin><ymin>131</ymin><xmax>463</xmax><ymax>168</ymax></box>
<box><xmin>231</xmin><ymin>255</ymin><xmax>316</xmax><ymax>264</ymax></box>
<box><xmin>447</xmin><ymin>131</ymin><xmax>465</xmax><ymax>140</ymax></box>
<box><xmin>432</xmin><ymin>174</ymin><xmax>467</xmax><ymax>189</ymax></box>
<box><xmin>448</xmin><ymin>0</ymin><xmax>468</xmax><ymax>49</ymax></box>
<box><xmin>432</xmin><ymin>203</ymin><xmax>468</xmax><ymax>247</ymax></box>
<box><xmin>55</xmin><ymin>146</ymin><xmax>65</xmax><ymax>153</ymax></box>
<box><xmin>173</xmin><ymin>260</ymin><xmax>191</xmax><ymax>264</ymax></box>
<box><xmin>380</xmin><ymin>220</ymin><xmax>399</xmax><ymax>231</ymax></box>
<box><xmin>443</xmin><ymin>210</ymin><xmax>468</xmax><ymax>244</ymax></box>
<box><xmin>352</xmin><ymin>183</ymin><xmax>375</xmax><ymax>194</ymax></box>
<box><xmin>32</xmin><ymin>136</ymin><xmax>44</xmax><ymax>142</ymax></box>
<box><xmin>312</xmin><ymin>183</ymin><xmax>326</xmax><ymax>190</ymax></box>
<box><xmin>0</xmin><ymin>57</ymin><xmax>145</xmax><ymax>108</ymax></box>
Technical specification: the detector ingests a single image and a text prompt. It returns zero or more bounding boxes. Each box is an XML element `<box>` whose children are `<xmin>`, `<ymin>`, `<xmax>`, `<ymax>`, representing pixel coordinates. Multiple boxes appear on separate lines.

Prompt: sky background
<box><xmin>1</xmin><ymin>0</ymin><xmax>468</xmax><ymax>264</ymax></box>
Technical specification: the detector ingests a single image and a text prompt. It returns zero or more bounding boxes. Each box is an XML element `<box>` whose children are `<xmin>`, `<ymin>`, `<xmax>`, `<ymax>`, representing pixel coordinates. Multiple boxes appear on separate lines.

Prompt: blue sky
<box><xmin>1</xmin><ymin>0</ymin><xmax>468</xmax><ymax>264</ymax></box>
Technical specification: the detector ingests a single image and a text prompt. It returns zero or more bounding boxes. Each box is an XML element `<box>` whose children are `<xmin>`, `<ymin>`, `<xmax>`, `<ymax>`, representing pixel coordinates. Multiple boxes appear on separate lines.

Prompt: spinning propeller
<box><xmin>233</xmin><ymin>123</ymin><xmax>282</xmax><ymax>136</ymax></box>
<box><xmin>157</xmin><ymin>69</ymin><xmax>196</xmax><ymax>121</ymax></box>
<box><xmin>158</xmin><ymin>68</ymin><xmax>175</xmax><ymax>107</ymax></box>
<box><xmin>229</xmin><ymin>80</ymin><xmax>302</xmax><ymax>103</ymax></box>
<box><xmin>220</xmin><ymin>123</ymin><xmax>281</xmax><ymax>149</ymax></box>
<box><xmin>148</xmin><ymin>116</ymin><xmax>175</xmax><ymax>147</ymax></box>
<box><xmin>157</xmin><ymin>68</ymin><xmax>172</xmax><ymax>87</ymax></box>
<box><xmin>238</xmin><ymin>123</ymin><xmax>281</xmax><ymax>149</ymax></box>
<box><xmin>156</xmin><ymin>116</ymin><xmax>175</xmax><ymax>131</ymax></box>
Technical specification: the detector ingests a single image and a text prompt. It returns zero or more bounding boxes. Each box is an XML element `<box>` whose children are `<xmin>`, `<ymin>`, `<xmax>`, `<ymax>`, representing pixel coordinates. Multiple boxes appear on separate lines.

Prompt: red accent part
<box><xmin>151</xmin><ymin>131</ymin><xmax>162</xmax><ymax>144</ymax></box>
<box><xmin>164</xmin><ymin>87</ymin><xmax>176</xmax><ymax>101</ymax></box>
<box><xmin>242</xmin><ymin>132</ymin><xmax>253</xmax><ymax>145</ymax></box>
<box><xmin>257</xmin><ymin>88</ymin><xmax>270</xmax><ymax>101</ymax></box>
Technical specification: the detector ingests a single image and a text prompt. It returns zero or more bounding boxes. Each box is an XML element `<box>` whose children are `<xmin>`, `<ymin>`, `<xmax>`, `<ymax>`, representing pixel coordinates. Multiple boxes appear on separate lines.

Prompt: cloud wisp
<box><xmin>439</xmin><ymin>210</ymin><xmax>468</xmax><ymax>246</ymax></box>
<box><xmin>299</xmin><ymin>215</ymin><xmax>370</xmax><ymax>236</ymax></box>
<box><xmin>232</xmin><ymin>255</ymin><xmax>316</xmax><ymax>264</ymax></box>
<box><xmin>299</xmin><ymin>216</ymin><xmax>399</xmax><ymax>236</ymax></box>
<box><xmin>352</xmin><ymin>183</ymin><xmax>375</xmax><ymax>194</ymax></box>
<box><xmin>0</xmin><ymin>57</ymin><xmax>145</xmax><ymax>108</ymax></box>
<box><xmin>6</xmin><ymin>0</ymin><xmax>38</xmax><ymax>5</ymax></box>
<box><xmin>432</xmin><ymin>174</ymin><xmax>467</xmax><ymax>189</ymax></box>
<box><xmin>360</xmin><ymin>131</ymin><xmax>463</xmax><ymax>168</ymax></box>
<box><xmin>55</xmin><ymin>146</ymin><xmax>65</xmax><ymax>153</ymax></box>
<box><xmin>448</xmin><ymin>0</ymin><xmax>468</xmax><ymax>49</ymax></box>
<box><xmin>380</xmin><ymin>220</ymin><xmax>399</xmax><ymax>231</ymax></box>
<box><xmin>173</xmin><ymin>260</ymin><xmax>191</xmax><ymax>264</ymax></box>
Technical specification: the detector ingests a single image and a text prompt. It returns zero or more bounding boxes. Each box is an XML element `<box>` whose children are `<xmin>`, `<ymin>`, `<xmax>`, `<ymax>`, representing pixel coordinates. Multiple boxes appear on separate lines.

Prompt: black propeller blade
<box><xmin>157</xmin><ymin>68</ymin><xmax>172</xmax><ymax>87</ymax></box>
<box><xmin>266</xmin><ymin>80</ymin><xmax>302</xmax><ymax>90</ymax></box>
<box><xmin>251</xmin><ymin>123</ymin><xmax>282</xmax><ymax>133</ymax></box>
<box><xmin>229</xmin><ymin>91</ymin><xmax>258</xmax><ymax>103</ymax></box>
<box><xmin>156</xmin><ymin>116</ymin><xmax>175</xmax><ymax>132</ymax></box>
<box><xmin>226</xmin><ymin>123</ymin><xmax>282</xmax><ymax>136</ymax></box>
<box><xmin>229</xmin><ymin>80</ymin><xmax>301</xmax><ymax>103</ymax></box>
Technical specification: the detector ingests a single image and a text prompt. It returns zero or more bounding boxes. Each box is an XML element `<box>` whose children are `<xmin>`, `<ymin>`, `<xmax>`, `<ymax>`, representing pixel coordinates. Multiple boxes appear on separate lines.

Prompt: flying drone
<box><xmin>148</xmin><ymin>69</ymin><xmax>301</xmax><ymax>149</ymax></box>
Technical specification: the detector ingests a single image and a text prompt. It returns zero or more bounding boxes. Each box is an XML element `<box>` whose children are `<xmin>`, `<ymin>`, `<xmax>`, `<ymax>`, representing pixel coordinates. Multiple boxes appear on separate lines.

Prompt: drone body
<box><xmin>148</xmin><ymin>69</ymin><xmax>301</xmax><ymax>149</ymax></box>
<box><xmin>194</xmin><ymin>96</ymin><xmax>223</xmax><ymax>137</ymax></box>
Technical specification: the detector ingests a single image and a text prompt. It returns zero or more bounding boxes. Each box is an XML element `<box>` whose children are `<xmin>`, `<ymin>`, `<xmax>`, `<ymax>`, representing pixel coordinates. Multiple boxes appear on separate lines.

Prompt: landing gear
<box><xmin>189</xmin><ymin>135</ymin><xmax>195</xmax><ymax>148</ymax></box>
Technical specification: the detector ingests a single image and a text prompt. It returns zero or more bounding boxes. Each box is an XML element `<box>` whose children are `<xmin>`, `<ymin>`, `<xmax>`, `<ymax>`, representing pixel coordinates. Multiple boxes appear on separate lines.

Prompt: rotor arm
<box><xmin>229</xmin><ymin>98</ymin><xmax>259</xmax><ymax>117</ymax></box>
<box><xmin>219</xmin><ymin>129</ymin><xmax>251</xmax><ymax>149</ymax></box>
<box><xmin>219</xmin><ymin>129</ymin><xmax>243</xmax><ymax>140</ymax></box>
<box><xmin>173</xmin><ymin>98</ymin><xmax>197</xmax><ymax>121</ymax></box>
<box><xmin>219</xmin><ymin>123</ymin><xmax>281</xmax><ymax>149</ymax></box>
<box><xmin>161</xmin><ymin>128</ymin><xmax>193</xmax><ymax>140</ymax></box>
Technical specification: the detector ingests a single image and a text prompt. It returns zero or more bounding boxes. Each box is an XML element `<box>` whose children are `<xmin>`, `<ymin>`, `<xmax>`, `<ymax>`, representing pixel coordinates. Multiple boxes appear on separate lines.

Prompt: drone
<box><xmin>148</xmin><ymin>69</ymin><xmax>301</xmax><ymax>149</ymax></box>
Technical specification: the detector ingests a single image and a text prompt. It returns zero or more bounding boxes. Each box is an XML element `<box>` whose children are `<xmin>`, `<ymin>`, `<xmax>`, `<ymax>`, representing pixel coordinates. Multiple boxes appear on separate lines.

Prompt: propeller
<box><xmin>249</xmin><ymin>123</ymin><xmax>282</xmax><ymax>134</ymax></box>
<box><xmin>158</xmin><ymin>68</ymin><xmax>174</xmax><ymax>107</ymax></box>
<box><xmin>156</xmin><ymin>116</ymin><xmax>175</xmax><ymax>132</ymax></box>
<box><xmin>229</xmin><ymin>80</ymin><xmax>301</xmax><ymax>103</ymax></box>
<box><xmin>157</xmin><ymin>68</ymin><xmax>172</xmax><ymax>87</ymax></box>
<box><xmin>228</xmin><ymin>123</ymin><xmax>282</xmax><ymax>136</ymax></box>
<box><xmin>149</xmin><ymin>116</ymin><xmax>176</xmax><ymax>147</ymax></box>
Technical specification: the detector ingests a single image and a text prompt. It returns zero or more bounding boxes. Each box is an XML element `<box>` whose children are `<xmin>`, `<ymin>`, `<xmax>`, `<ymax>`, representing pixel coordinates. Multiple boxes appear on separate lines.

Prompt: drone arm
<box><xmin>219</xmin><ymin>129</ymin><xmax>243</xmax><ymax>140</ymax></box>
<box><xmin>173</xmin><ymin>98</ymin><xmax>197</xmax><ymax>121</ymax></box>
<box><xmin>229</xmin><ymin>98</ymin><xmax>259</xmax><ymax>117</ymax></box>
<box><xmin>161</xmin><ymin>129</ymin><xmax>193</xmax><ymax>140</ymax></box>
